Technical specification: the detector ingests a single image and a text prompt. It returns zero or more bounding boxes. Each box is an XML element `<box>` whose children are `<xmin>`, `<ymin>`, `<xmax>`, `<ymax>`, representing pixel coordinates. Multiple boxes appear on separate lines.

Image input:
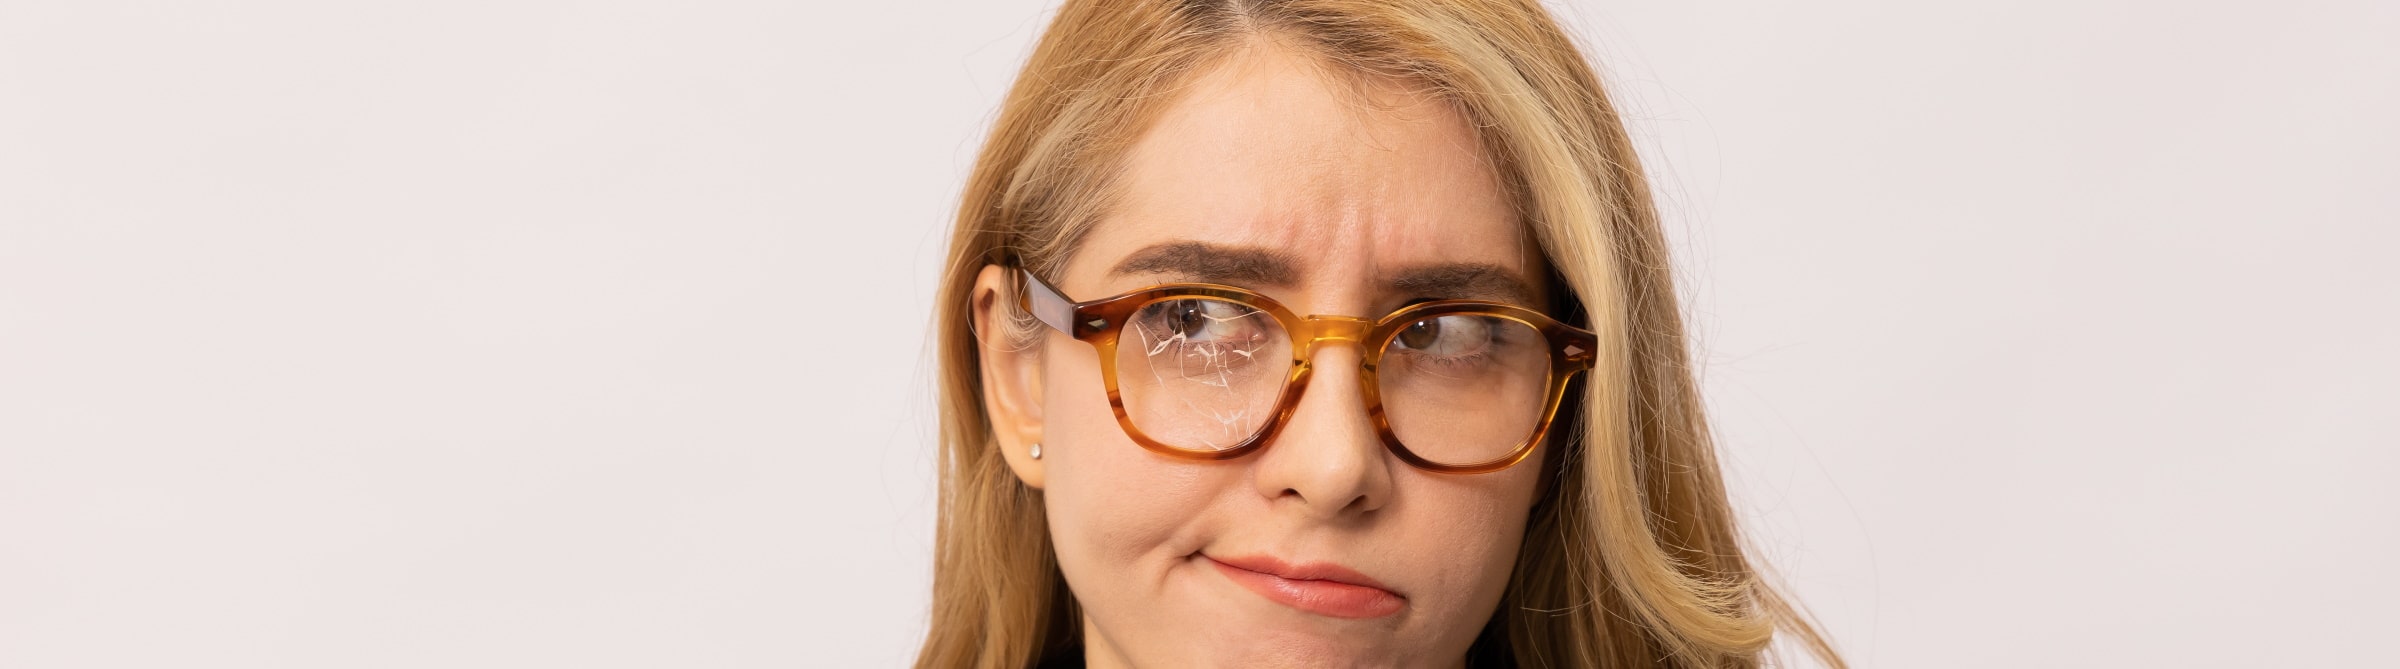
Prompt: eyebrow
<box><xmin>1110</xmin><ymin>241</ymin><xmax>1301</xmax><ymax>287</ymax></box>
<box><xmin>1389</xmin><ymin>263</ymin><xmax>1539</xmax><ymax>304</ymax></box>
<box><xmin>1109</xmin><ymin>240</ymin><xmax>1538</xmax><ymax>305</ymax></box>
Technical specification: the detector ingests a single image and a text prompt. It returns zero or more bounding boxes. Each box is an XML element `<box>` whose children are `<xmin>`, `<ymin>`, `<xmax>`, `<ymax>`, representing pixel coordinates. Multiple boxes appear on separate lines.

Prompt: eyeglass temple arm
<box><xmin>1020</xmin><ymin>268</ymin><xmax>1078</xmax><ymax>335</ymax></box>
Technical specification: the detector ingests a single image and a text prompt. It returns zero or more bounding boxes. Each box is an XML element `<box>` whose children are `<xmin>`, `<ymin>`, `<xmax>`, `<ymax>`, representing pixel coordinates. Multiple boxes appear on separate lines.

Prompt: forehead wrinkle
<box><xmin>1088</xmin><ymin>40</ymin><xmax>1532</xmax><ymax>315</ymax></box>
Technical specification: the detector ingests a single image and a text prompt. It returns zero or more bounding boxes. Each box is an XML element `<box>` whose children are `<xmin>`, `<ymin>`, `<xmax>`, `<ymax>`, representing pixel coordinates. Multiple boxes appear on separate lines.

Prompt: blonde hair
<box><xmin>919</xmin><ymin>1</ymin><xmax>1841</xmax><ymax>667</ymax></box>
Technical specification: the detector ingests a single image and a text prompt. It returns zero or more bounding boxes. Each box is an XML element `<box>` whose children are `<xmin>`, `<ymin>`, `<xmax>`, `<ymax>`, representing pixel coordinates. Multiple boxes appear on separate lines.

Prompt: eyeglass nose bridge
<box><xmin>1294</xmin><ymin>314</ymin><xmax>1375</xmax><ymax>358</ymax></box>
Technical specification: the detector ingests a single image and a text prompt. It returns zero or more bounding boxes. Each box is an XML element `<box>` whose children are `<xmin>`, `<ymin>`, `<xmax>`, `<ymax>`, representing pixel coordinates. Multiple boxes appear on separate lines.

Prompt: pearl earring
<box><xmin>1029</xmin><ymin>442</ymin><xmax>1042</xmax><ymax>460</ymax></box>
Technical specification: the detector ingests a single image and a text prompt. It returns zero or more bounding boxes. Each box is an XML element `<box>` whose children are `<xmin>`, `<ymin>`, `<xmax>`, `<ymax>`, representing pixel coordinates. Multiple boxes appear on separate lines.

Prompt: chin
<box><xmin>1199</xmin><ymin>641</ymin><xmax>1406</xmax><ymax>669</ymax></box>
<box><xmin>1172</xmin><ymin>621</ymin><xmax>1440</xmax><ymax>669</ymax></box>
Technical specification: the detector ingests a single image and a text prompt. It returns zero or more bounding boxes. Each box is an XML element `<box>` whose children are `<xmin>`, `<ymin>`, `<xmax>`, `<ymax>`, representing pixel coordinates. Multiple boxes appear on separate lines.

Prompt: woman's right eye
<box><xmin>1137</xmin><ymin>299</ymin><xmax>1262</xmax><ymax>344</ymax></box>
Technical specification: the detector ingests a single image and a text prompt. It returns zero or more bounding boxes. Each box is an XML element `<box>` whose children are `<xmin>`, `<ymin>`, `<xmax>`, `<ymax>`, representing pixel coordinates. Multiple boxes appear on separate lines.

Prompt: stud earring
<box><xmin>1029</xmin><ymin>442</ymin><xmax>1042</xmax><ymax>460</ymax></box>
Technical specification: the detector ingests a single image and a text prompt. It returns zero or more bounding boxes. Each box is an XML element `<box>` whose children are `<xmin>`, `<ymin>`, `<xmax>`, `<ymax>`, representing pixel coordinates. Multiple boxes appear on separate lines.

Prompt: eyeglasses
<box><xmin>1018</xmin><ymin>268</ymin><xmax>1597</xmax><ymax>474</ymax></box>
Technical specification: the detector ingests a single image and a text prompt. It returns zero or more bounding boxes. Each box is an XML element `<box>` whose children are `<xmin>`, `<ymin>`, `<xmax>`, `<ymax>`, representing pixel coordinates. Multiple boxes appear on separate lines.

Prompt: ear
<box><xmin>971</xmin><ymin>264</ymin><xmax>1048</xmax><ymax>489</ymax></box>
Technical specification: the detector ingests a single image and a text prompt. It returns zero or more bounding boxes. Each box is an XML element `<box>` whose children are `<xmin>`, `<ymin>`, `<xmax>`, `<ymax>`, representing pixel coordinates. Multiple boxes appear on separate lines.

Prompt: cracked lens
<box><xmin>1118</xmin><ymin>298</ymin><xmax>1286</xmax><ymax>450</ymax></box>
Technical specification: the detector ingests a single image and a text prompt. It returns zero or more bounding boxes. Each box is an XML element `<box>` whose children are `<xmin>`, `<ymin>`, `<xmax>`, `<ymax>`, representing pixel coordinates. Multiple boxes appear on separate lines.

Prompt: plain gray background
<box><xmin>3</xmin><ymin>1</ymin><xmax>2394</xmax><ymax>666</ymax></box>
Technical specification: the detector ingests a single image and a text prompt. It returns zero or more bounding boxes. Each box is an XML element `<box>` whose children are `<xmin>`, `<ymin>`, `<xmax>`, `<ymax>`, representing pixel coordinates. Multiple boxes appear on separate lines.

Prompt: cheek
<box><xmin>1038</xmin><ymin>346</ymin><xmax>1225</xmax><ymax>591</ymax></box>
<box><xmin>1388</xmin><ymin>465</ymin><xmax>1545</xmax><ymax>620</ymax></box>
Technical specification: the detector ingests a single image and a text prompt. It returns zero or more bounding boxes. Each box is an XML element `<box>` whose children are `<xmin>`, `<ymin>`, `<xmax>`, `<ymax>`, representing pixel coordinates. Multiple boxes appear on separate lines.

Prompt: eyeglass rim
<box><xmin>1014</xmin><ymin>266</ymin><xmax>1598</xmax><ymax>475</ymax></box>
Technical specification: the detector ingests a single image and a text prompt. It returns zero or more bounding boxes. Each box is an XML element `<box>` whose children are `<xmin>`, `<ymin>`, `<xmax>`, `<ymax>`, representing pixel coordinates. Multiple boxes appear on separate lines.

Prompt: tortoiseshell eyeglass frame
<box><xmin>1017</xmin><ymin>267</ymin><xmax>1598</xmax><ymax>475</ymax></box>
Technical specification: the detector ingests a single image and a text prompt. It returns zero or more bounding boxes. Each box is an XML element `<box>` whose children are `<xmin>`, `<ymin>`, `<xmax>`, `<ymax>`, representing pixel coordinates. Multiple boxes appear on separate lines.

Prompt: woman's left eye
<box><xmin>1391</xmin><ymin>315</ymin><xmax>1497</xmax><ymax>358</ymax></box>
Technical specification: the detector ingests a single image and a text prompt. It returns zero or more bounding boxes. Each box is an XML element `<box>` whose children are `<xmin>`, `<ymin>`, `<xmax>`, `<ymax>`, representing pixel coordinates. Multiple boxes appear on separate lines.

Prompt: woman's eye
<box><xmin>1393</xmin><ymin>315</ymin><xmax>1496</xmax><ymax>358</ymax></box>
<box><xmin>1141</xmin><ymin>299</ymin><xmax>1260</xmax><ymax>343</ymax></box>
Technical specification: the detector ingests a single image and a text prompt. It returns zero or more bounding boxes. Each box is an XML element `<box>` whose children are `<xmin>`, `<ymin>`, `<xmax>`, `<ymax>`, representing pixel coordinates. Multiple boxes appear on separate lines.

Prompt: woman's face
<box><xmin>976</xmin><ymin>43</ymin><xmax>1550</xmax><ymax>668</ymax></box>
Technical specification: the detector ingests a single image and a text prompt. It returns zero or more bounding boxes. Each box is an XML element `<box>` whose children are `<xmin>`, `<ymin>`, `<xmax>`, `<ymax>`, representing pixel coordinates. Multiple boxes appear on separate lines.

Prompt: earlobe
<box><xmin>971</xmin><ymin>264</ymin><xmax>1048</xmax><ymax>489</ymax></box>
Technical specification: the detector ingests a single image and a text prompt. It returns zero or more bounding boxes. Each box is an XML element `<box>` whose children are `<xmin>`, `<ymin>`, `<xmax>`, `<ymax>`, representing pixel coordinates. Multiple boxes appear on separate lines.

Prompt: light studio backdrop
<box><xmin>2</xmin><ymin>1</ymin><xmax>2392</xmax><ymax>667</ymax></box>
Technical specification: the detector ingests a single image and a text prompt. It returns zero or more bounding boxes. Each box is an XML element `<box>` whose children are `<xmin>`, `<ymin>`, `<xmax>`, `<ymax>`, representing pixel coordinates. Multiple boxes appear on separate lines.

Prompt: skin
<box><xmin>972</xmin><ymin>41</ymin><xmax>1551</xmax><ymax>668</ymax></box>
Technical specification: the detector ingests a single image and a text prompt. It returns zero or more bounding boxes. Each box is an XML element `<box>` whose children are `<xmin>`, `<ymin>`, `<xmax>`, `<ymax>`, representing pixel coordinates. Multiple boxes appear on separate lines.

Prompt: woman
<box><xmin>920</xmin><ymin>1</ymin><xmax>1841</xmax><ymax>667</ymax></box>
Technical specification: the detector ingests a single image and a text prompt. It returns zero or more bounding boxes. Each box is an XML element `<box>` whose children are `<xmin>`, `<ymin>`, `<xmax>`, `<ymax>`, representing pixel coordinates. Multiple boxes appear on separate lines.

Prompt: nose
<box><xmin>1249</xmin><ymin>318</ymin><xmax>1393</xmax><ymax>520</ymax></box>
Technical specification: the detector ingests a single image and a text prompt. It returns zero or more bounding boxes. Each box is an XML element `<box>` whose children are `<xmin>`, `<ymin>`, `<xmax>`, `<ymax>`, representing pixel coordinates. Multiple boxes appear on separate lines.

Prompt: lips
<box><xmin>1202</xmin><ymin>553</ymin><xmax>1405</xmax><ymax>618</ymax></box>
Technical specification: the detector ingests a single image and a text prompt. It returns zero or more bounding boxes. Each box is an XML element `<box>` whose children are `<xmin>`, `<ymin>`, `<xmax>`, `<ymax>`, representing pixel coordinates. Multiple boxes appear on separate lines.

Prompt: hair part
<box><xmin>923</xmin><ymin>1</ymin><xmax>1842</xmax><ymax>667</ymax></box>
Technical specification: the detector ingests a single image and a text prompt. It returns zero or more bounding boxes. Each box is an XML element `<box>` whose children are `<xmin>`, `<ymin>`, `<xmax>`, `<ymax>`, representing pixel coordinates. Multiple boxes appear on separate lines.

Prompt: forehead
<box><xmin>1066</xmin><ymin>41</ymin><xmax>1534</xmax><ymax>302</ymax></box>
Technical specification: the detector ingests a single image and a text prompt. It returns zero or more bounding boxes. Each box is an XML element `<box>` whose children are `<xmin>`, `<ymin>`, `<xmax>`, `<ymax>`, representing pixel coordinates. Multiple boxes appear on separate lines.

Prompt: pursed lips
<box><xmin>1199</xmin><ymin>551</ymin><xmax>1406</xmax><ymax>619</ymax></box>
